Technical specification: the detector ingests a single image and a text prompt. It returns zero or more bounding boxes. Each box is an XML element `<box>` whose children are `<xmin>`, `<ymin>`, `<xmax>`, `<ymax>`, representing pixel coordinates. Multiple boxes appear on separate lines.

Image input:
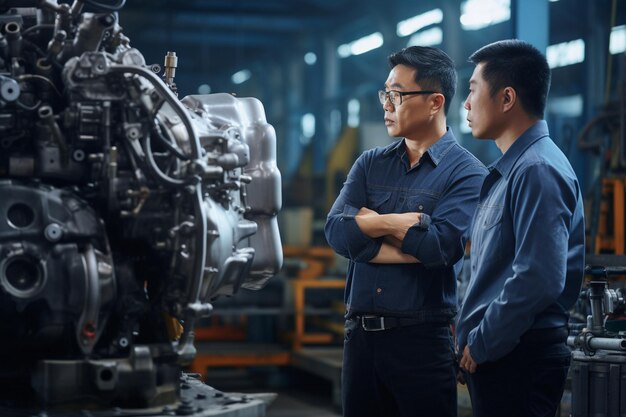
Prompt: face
<box><xmin>464</xmin><ymin>63</ymin><xmax>504</xmax><ymax>140</ymax></box>
<box><xmin>382</xmin><ymin>64</ymin><xmax>435</xmax><ymax>139</ymax></box>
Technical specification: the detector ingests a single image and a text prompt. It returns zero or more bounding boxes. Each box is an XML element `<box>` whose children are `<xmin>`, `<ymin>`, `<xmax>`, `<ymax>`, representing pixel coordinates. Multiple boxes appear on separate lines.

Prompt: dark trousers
<box><xmin>464</xmin><ymin>332</ymin><xmax>571</xmax><ymax>417</ymax></box>
<box><xmin>342</xmin><ymin>318</ymin><xmax>457</xmax><ymax>417</ymax></box>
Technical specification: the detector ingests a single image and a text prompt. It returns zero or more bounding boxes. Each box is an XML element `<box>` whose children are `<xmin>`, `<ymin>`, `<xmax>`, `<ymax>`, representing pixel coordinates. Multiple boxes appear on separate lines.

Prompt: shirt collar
<box><xmin>382</xmin><ymin>127</ymin><xmax>457</xmax><ymax>167</ymax></box>
<box><xmin>490</xmin><ymin>120</ymin><xmax>549</xmax><ymax>179</ymax></box>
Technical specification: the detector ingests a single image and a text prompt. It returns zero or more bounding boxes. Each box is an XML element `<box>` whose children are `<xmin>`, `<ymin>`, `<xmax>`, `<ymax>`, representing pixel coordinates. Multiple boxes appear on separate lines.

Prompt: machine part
<box><xmin>163</xmin><ymin>51</ymin><xmax>178</xmax><ymax>93</ymax></box>
<box><xmin>0</xmin><ymin>75</ymin><xmax>20</xmax><ymax>103</ymax></box>
<box><xmin>570</xmin><ymin>350</ymin><xmax>626</xmax><ymax>417</ymax></box>
<box><xmin>568</xmin><ymin>264</ymin><xmax>626</xmax><ymax>416</ymax></box>
<box><xmin>0</xmin><ymin>2</ymin><xmax>282</xmax><ymax>414</ymax></box>
<box><xmin>31</xmin><ymin>346</ymin><xmax>179</xmax><ymax>406</ymax></box>
<box><xmin>568</xmin><ymin>333</ymin><xmax>626</xmax><ymax>353</ymax></box>
<box><xmin>1</xmin><ymin>373</ymin><xmax>272</xmax><ymax>417</ymax></box>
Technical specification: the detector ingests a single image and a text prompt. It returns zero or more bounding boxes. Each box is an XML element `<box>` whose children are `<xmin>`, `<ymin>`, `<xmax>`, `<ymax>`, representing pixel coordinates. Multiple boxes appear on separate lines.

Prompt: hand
<box><xmin>387</xmin><ymin>212</ymin><xmax>421</xmax><ymax>241</ymax></box>
<box><xmin>456</xmin><ymin>370</ymin><xmax>466</xmax><ymax>385</ymax></box>
<box><xmin>459</xmin><ymin>345</ymin><xmax>477</xmax><ymax>374</ymax></box>
<box><xmin>357</xmin><ymin>207</ymin><xmax>378</xmax><ymax>216</ymax></box>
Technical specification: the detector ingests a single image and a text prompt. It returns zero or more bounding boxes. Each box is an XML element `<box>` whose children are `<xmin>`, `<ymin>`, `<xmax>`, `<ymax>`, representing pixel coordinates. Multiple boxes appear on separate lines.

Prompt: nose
<box><xmin>383</xmin><ymin>97</ymin><xmax>394</xmax><ymax>112</ymax></box>
<box><xmin>463</xmin><ymin>96</ymin><xmax>470</xmax><ymax>111</ymax></box>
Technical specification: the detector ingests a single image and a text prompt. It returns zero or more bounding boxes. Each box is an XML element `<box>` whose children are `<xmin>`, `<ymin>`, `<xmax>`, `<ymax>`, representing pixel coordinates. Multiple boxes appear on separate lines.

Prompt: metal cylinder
<box><xmin>5</xmin><ymin>21</ymin><xmax>22</xmax><ymax>59</ymax></box>
<box><xmin>163</xmin><ymin>51</ymin><xmax>178</xmax><ymax>85</ymax></box>
<box><xmin>588</xmin><ymin>281</ymin><xmax>607</xmax><ymax>334</ymax></box>
<box><xmin>568</xmin><ymin>335</ymin><xmax>626</xmax><ymax>351</ymax></box>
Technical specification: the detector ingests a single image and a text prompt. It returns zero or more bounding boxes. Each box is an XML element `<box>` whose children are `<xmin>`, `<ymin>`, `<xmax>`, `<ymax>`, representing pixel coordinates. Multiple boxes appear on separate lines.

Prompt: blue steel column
<box><xmin>513</xmin><ymin>0</ymin><xmax>548</xmax><ymax>53</ymax></box>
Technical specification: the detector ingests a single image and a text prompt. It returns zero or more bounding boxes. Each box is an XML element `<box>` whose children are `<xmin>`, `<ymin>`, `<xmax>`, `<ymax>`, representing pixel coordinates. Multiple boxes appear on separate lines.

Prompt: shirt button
<box><xmin>376</xmin><ymin>288</ymin><xmax>382</xmax><ymax>294</ymax></box>
<box><xmin>418</xmin><ymin>205</ymin><xmax>423</xmax><ymax>210</ymax></box>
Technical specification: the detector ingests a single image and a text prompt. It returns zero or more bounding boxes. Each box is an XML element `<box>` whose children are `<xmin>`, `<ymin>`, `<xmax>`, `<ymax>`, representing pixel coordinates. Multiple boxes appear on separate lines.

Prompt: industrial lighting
<box><xmin>610</xmin><ymin>25</ymin><xmax>626</xmax><ymax>55</ymax></box>
<box><xmin>407</xmin><ymin>27</ymin><xmax>443</xmax><ymax>47</ymax></box>
<box><xmin>304</xmin><ymin>52</ymin><xmax>317</xmax><ymax>65</ymax></box>
<box><xmin>347</xmin><ymin>99</ymin><xmax>360</xmax><ymax>128</ymax></box>
<box><xmin>547</xmin><ymin>94</ymin><xmax>583</xmax><ymax>117</ymax></box>
<box><xmin>546</xmin><ymin>39</ymin><xmax>585</xmax><ymax>68</ymax></box>
<box><xmin>301</xmin><ymin>113</ymin><xmax>315</xmax><ymax>144</ymax></box>
<box><xmin>460</xmin><ymin>0</ymin><xmax>510</xmax><ymax>31</ymax></box>
<box><xmin>231</xmin><ymin>69</ymin><xmax>251</xmax><ymax>84</ymax></box>
<box><xmin>337</xmin><ymin>32</ymin><xmax>384</xmax><ymax>58</ymax></box>
<box><xmin>396</xmin><ymin>8</ymin><xmax>443</xmax><ymax>37</ymax></box>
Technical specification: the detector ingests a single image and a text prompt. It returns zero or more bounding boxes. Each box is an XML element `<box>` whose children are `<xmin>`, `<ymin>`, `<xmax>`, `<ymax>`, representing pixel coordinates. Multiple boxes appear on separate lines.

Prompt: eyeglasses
<box><xmin>378</xmin><ymin>89</ymin><xmax>438</xmax><ymax>106</ymax></box>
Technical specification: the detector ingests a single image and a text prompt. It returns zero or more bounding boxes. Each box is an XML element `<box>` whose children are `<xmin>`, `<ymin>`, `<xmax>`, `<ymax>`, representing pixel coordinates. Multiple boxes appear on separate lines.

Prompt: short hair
<box><xmin>469</xmin><ymin>39</ymin><xmax>551</xmax><ymax>118</ymax></box>
<box><xmin>388</xmin><ymin>46</ymin><xmax>457</xmax><ymax>114</ymax></box>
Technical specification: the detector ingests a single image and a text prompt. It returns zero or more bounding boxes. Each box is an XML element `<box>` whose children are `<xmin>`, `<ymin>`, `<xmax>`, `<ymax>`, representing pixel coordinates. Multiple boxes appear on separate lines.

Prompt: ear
<box><xmin>430</xmin><ymin>93</ymin><xmax>445</xmax><ymax>115</ymax></box>
<box><xmin>502</xmin><ymin>87</ymin><xmax>517</xmax><ymax>113</ymax></box>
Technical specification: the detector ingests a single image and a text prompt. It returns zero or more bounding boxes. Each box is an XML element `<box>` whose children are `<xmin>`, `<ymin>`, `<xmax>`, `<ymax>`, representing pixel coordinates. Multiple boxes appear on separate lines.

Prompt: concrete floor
<box><xmin>205</xmin><ymin>366</ymin><xmax>571</xmax><ymax>417</ymax></box>
<box><xmin>207</xmin><ymin>367</ymin><xmax>341</xmax><ymax>417</ymax></box>
<box><xmin>206</xmin><ymin>366</ymin><xmax>475</xmax><ymax>417</ymax></box>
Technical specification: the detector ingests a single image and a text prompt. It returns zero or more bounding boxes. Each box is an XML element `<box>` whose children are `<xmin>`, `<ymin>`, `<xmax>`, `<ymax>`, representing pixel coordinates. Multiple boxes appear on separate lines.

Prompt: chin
<box><xmin>386</xmin><ymin>128</ymin><xmax>399</xmax><ymax>138</ymax></box>
<box><xmin>471</xmin><ymin>129</ymin><xmax>488</xmax><ymax>139</ymax></box>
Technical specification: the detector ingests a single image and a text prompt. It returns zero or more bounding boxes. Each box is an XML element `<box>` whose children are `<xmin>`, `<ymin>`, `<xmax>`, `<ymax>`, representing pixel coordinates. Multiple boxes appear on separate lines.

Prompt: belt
<box><xmin>358</xmin><ymin>315</ymin><xmax>446</xmax><ymax>332</ymax></box>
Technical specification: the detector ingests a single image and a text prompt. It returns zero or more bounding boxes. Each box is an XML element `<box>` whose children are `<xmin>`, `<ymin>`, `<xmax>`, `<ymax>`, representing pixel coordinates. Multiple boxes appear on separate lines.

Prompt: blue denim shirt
<box><xmin>456</xmin><ymin>121</ymin><xmax>585</xmax><ymax>364</ymax></box>
<box><xmin>325</xmin><ymin>129</ymin><xmax>487</xmax><ymax>319</ymax></box>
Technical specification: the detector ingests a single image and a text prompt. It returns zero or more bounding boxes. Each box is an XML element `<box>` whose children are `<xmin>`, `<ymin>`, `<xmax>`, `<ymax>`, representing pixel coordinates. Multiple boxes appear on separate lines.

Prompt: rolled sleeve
<box><xmin>325</xmin><ymin>153</ymin><xmax>382</xmax><ymax>263</ymax></box>
<box><xmin>340</xmin><ymin>203</ymin><xmax>384</xmax><ymax>262</ymax></box>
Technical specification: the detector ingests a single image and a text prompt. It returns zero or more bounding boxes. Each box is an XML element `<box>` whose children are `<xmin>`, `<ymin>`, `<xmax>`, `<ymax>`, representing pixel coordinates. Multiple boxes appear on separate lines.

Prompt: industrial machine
<box><xmin>0</xmin><ymin>1</ymin><xmax>282</xmax><ymax>415</ymax></box>
<box><xmin>568</xmin><ymin>265</ymin><xmax>626</xmax><ymax>417</ymax></box>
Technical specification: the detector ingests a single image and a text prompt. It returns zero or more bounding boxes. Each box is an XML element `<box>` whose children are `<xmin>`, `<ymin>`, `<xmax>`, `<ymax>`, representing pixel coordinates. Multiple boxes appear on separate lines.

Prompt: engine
<box><xmin>0</xmin><ymin>0</ymin><xmax>282</xmax><ymax>410</ymax></box>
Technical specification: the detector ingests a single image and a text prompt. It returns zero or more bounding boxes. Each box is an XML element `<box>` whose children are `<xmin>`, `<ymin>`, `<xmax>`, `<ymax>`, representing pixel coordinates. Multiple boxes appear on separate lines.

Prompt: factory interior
<box><xmin>1</xmin><ymin>0</ymin><xmax>626</xmax><ymax>416</ymax></box>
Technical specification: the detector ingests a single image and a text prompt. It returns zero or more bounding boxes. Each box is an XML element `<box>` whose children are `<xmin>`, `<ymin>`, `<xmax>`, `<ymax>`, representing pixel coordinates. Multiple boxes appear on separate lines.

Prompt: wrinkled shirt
<box><xmin>456</xmin><ymin>120</ymin><xmax>585</xmax><ymax>364</ymax></box>
<box><xmin>325</xmin><ymin>129</ymin><xmax>487</xmax><ymax>319</ymax></box>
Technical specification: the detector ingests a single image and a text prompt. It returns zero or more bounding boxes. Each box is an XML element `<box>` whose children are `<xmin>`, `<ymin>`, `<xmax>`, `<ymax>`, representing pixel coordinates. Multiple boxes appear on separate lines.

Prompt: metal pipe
<box><xmin>588</xmin><ymin>281</ymin><xmax>607</xmax><ymax>334</ymax></box>
<box><xmin>38</xmin><ymin>105</ymin><xmax>68</xmax><ymax>163</ymax></box>
<box><xmin>5</xmin><ymin>21</ymin><xmax>22</xmax><ymax>59</ymax></box>
<box><xmin>568</xmin><ymin>335</ymin><xmax>626</xmax><ymax>352</ymax></box>
<box><xmin>107</xmin><ymin>64</ymin><xmax>208</xmax><ymax>362</ymax></box>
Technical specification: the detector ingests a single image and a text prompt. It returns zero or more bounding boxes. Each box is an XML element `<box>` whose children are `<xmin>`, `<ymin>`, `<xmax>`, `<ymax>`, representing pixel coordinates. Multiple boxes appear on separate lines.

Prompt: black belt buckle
<box><xmin>361</xmin><ymin>315</ymin><xmax>385</xmax><ymax>331</ymax></box>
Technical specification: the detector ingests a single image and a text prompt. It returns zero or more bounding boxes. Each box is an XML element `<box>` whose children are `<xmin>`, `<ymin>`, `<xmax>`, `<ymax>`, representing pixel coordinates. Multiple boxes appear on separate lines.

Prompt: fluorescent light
<box><xmin>547</xmin><ymin>94</ymin><xmax>583</xmax><ymax>117</ymax></box>
<box><xmin>337</xmin><ymin>44</ymin><xmax>351</xmax><ymax>58</ymax></box>
<box><xmin>350</xmin><ymin>32</ymin><xmax>383</xmax><ymax>56</ymax></box>
<box><xmin>460</xmin><ymin>0</ymin><xmax>510</xmax><ymax>31</ymax></box>
<box><xmin>547</xmin><ymin>39</ymin><xmax>585</xmax><ymax>68</ymax></box>
<box><xmin>347</xmin><ymin>99</ymin><xmax>360</xmax><ymax>128</ymax></box>
<box><xmin>407</xmin><ymin>27</ymin><xmax>443</xmax><ymax>47</ymax></box>
<box><xmin>610</xmin><ymin>25</ymin><xmax>626</xmax><ymax>55</ymax></box>
<box><xmin>396</xmin><ymin>9</ymin><xmax>443</xmax><ymax>37</ymax></box>
<box><xmin>301</xmin><ymin>113</ymin><xmax>315</xmax><ymax>144</ymax></box>
<box><xmin>231</xmin><ymin>69</ymin><xmax>251</xmax><ymax>84</ymax></box>
<box><xmin>304</xmin><ymin>52</ymin><xmax>317</xmax><ymax>65</ymax></box>
<box><xmin>337</xmin><ymin>32</ymin><xmax>384</xmax><ymax>58</ymax></box>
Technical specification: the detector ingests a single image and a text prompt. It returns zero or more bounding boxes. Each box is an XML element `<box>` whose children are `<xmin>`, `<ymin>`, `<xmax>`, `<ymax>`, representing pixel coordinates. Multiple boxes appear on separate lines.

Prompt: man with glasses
<box><xmin>325</xmin><ymin>46</ymin><xmax>487</xmax><ymax>417</ymax></box>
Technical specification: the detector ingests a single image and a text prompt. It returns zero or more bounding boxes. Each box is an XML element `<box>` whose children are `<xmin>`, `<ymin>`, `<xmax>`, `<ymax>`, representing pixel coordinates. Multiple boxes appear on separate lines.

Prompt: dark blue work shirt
<box><xmin>325</xmin><ymin>129</ymin><xmax>487</xmax><ymax>320</ymax></box>
<box><xmin>456</xmin><ymin>120</ymin><xmax>585</xmax><ymax>364</ymax></box>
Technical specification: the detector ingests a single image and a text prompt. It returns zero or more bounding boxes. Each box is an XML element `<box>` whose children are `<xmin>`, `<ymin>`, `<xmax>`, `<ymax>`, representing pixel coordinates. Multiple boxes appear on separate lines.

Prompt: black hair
<box><xmin>388</xmin><ymin>46</ymin><xmax>457</xmax><ymax>114</ymax></box>
<box><xmin>469</xmin><ymin>39</ymin><xmax>551</xmax><ymax>118</ymax></box>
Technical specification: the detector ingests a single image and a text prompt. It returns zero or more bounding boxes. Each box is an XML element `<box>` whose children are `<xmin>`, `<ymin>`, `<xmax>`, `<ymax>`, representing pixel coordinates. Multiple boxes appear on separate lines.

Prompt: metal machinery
<box><xmin>0</xmin><ymin>1</ymin><xmax>282</xmax><ymax>416</ymax></box>
<box><xmin>568</xmin><ymin>266</ymin><xmax>626</xmax><ymax>417</ymax></box>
